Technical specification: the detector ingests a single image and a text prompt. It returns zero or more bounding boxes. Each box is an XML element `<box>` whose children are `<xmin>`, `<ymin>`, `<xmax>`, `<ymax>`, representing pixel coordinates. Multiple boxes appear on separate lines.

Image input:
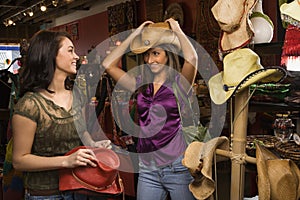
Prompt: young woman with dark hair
<box><xmin>12</xmin><ymin>30</ymin><xmax>111</xmax><ymax>200</ymax></box>
<box><xmin>102</xmin><ymin>18</ymin><xmax>197</xmax><ymax>200</ymax></box>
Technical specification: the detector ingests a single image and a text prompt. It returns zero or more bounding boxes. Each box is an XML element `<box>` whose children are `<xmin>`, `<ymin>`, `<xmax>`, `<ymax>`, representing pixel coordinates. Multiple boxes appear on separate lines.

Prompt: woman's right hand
<box><xmin>63</xmin><ymin>148</ymin><xmax>98</xmax><ymax>168</ymax></box>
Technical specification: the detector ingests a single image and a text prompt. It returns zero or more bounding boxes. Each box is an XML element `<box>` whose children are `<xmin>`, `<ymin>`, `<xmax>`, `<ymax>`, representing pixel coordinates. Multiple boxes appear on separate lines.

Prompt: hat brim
<box><xmin>208</xmin><ymin>66</ymin><xmax>287</xmax><ymax>105</ymax></box>
<box><xmin>280</xmin><ymin>1</ymin><xmax>300</xmax><ymax>22</ymax></box>
<box><xmin>183</xmin><ymin>137</ymin><xmax>230</xmax><ymax>199</ymax></box>
<box><xmin>59</xmin><ymin>146</ymin><xmax>123</xmax><ymax>195</ymax></box>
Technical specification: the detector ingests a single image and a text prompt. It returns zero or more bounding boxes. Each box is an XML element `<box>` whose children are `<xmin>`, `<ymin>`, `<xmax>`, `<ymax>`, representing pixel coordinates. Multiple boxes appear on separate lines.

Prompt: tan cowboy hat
<box><xmin>208</xmin><ymin>48</ymin><xmax>286</xmax><ymax>105</ymax></box>
<box><xmin>211</xmin><ymin>0</ymin><xmax>257</xmax><ymax>53</ymax></box>
<box><xmin>256</xmin><ymin>143</ymin><xmax>300</xmax><ymax>200</ymax></box>
<box><xmin>182</xmin><ymin>136</ymin><xmax>229</xmax><ymax>200</ymax></box>
<box><xmin>130</xmin><ymin>22</ymin><xmax>181</xmax><ymax>54</ymax></box>
<box><xmin>280</xmin><ymin>0</ymin><xmax>300</xmax><ymax>23</ymax></box>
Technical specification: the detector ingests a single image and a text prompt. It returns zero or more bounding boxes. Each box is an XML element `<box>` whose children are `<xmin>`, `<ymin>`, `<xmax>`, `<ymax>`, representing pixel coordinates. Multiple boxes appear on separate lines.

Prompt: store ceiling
<box><xmin>0</xmin><ymin>0</ymin><xmax>98</xmax><ymax>27</ymax></box>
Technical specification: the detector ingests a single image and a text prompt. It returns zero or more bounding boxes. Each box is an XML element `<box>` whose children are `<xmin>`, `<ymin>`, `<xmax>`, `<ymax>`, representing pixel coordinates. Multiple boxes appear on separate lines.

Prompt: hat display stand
<box><xmin>215</xmin><ymin>88</ymin><xmax>257</xmax><ymax>199</ymax></box>
<box><xmin>229</xmin><ymin>89</ymin><xmax>255</xmax><ymax>199</ymax></box>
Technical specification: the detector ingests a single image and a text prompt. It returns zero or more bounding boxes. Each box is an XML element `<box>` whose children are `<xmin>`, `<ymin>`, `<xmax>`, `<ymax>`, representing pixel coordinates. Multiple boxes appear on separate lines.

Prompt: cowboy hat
<box><xmin>59</xmin><ymin>146</ymin><xmax>123</xmax><ymax>196</ymax></box>
<box><xmin>182</xmin><ymin>136</ymin><xmax>229</xmax><ymax>200</ymax></box>
<box><xmin>211</xmin><ymin>0</ymin><xmax>257</xmax><ymax>53</ymax></box>
<box><xmin>280</xmin><ymin>0</ymin><xmax>300</xmax><ymax>25</ymax></box>
<box><xmin>208</xmin><ymin>48</ymin><xmax>286</xmax><ymax>105</ymax></box>
<box><xmin>130</xmin><ymin>22</ymin><xmax>181</xmax><ymax>54</ymax></box>
<box><xmin>256</xmin><ymin>143</ymin><xmax>300</xmax><ymax>200</ymax></box>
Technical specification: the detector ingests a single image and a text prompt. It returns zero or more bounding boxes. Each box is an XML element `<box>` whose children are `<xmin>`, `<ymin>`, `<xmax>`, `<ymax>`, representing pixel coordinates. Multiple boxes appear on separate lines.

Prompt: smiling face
<box><xmin>55</xmin><ymin>37</ymin><xmax>79</xmax><ymax>75</ymax></box>
<box><xmin>143</xmin><ymin>47</ymin><xmax>168</xmax><ymax>74</ymax></box>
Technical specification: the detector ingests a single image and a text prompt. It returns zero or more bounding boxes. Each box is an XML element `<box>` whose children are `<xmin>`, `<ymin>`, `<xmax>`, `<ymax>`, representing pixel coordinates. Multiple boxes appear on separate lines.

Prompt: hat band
<box><xmin>71</xmin><ymin>170</ymin><xmax>116</xmax><ymax>191</ymax></box>
<box><xmin>223</xmin><ymin>84</ymin><xmax>235</xmax><ymax>91</ymax></box>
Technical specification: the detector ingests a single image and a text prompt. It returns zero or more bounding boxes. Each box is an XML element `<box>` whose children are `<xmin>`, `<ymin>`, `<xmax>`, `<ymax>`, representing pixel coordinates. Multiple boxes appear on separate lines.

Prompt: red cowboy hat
<box><xmin>59</xmin><ymin>146</ymin><xmax>123</xmax><ymax>196</ymax></box>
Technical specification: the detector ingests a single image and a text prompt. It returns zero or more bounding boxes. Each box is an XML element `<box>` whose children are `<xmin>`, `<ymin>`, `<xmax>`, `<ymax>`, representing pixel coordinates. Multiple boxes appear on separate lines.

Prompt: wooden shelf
<box><xmin>253</xmin><ymin>42</ymin><xmax>283</xmax><ymax>56</ymax></box>
<box><xmin>249</xmin><ymin>101</ymin><xmax>299</xmax><ymax>112</ymax></box>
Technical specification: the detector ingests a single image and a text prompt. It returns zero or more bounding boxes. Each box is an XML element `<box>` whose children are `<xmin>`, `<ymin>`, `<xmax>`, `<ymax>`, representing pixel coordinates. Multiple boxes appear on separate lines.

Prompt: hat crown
<box><xmin>59</xmin><ymin>146</ymin><xmax>122</xmax><ymax>194</ymax></box>
<box><xmin>130</xmin><ymin>22</ymin><xmax>181</xmax><ymax>54</ymax></box>
<box><xmin>223</xmin><ymin>48</ymin><xmax>263</xmax><ymax>86</ymax></box>
<box><xmin>280</xmin><ymin>0</ymin><xmax>300</xmax><ymax>22</ymax></box>
<box><xmin>211</xmin><ymin>0</ymin><xmax>245</xmax><ymax>32</ymax></box>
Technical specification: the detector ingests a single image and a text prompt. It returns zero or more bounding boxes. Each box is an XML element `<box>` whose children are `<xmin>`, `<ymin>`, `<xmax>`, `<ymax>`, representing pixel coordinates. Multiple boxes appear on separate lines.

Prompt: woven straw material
<box><xmin>208</xmin><ymin>48</ymin><xmax>286</xmax><ymax>105</ymax></box>
<box><xmin>256</xmin><ymin>143</ymin><xmax>300</xmax><ymax>200</ymax></box>
<box><xmin>275</xmin><ymin>141</ymin><xmax>300</xmax><ymax>167</ymax></box>
<box><xmin>182</xmin><ymin>136</ymin><xmax>229</xmax><ymax>200</ymax></box>
<box><xmin>211</xmin><ymin>0</ymin><xmax>257</xmax><ymax>52</ymax></box>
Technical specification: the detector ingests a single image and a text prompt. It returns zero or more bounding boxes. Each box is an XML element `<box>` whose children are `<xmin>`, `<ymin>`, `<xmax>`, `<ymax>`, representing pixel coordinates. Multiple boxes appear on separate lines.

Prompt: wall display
<box><xmin>163</xmin><ymin>3</ymin><xmax>184</xmax><ymax>27</ymax></box>
<box><xmin>107</xmin><ymin>0</ymin><xmax>137</xmax><ymax>45</ymax></box>
<box><xmin>196</xmin><ymin>0</ymin><xmax>222</xmax><ymax>73</ymax></box>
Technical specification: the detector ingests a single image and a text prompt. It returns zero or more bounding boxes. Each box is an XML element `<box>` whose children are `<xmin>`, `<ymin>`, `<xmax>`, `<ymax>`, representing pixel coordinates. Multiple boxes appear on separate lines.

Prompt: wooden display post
<box><xmin>215</xmin><ymin>87</ymin><xmax>257</xmax><ymax>199</ymax></box>
<box><xmin>230</xmin><ymin>88</ymin><xmax>249</xmax><ymax>199</ymax></box>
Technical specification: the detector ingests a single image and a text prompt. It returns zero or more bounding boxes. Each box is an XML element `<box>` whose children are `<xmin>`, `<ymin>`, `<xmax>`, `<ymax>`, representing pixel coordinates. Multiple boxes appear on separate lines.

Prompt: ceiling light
<box><xmin>52</xmin><ymin>0</ymin><xmax>59</xmax><ymax>7</ymax></box>
<box><xmin>3</xmin><ymin>21</ymin><xmax>8</xmax><ymax>27</ymax></box>
<box><xmin>40</xmin><ymin>3</ymin><xmax>47</xmax><ymax>12</ymax></box>
<box><xmin>28</xmin><ymin>10</ymin><xmax>34</xmax><ymax>17</ymax></box>
<box><xmin>8</xmin><ymin>19</ymin><xmax>13</xmax><ymax>25</ymax></box>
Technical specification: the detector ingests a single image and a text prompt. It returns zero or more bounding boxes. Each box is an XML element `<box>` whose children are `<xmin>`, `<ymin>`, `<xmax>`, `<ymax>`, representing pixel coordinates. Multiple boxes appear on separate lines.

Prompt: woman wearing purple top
<box><xmin>102</xmin><ymin>18</ymin><xmax>197</xmax><ymax>200</ymax></box>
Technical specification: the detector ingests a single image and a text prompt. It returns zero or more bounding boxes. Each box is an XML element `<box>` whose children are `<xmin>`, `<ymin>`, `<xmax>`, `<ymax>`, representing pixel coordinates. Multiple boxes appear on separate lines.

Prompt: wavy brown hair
<box><xmin>19</xmin><ymin>30</ymin><xmax>73</xmax><ymax>97</ymax></box>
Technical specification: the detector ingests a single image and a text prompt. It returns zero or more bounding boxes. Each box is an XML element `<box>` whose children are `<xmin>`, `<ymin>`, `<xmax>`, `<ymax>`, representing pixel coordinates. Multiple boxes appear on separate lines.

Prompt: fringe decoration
<box><xmin>281</xmin><ymin>25</ymin><xmax>300</xmax><ymax>68</ymax></box>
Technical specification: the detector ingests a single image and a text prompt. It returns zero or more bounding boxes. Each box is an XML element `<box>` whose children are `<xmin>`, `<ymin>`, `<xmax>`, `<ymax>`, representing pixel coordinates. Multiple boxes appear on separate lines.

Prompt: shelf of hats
<box><xmin>247</xmin><ymin>0</ymin><xmax>300</xmax><ymax>169</ymax></box>
<box><xmin>188</xmin><ymin>1</ymin><xmax>300</xmax><ymax>200</ymax></box>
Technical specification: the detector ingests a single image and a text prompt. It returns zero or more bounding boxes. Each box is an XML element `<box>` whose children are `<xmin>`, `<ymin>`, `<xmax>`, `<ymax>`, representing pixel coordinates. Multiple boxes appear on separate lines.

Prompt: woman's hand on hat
<box><xmin>92</xmin><ymin>139</ymin><xmax>112</xmax><ymax>149</ymax></box>
<box><xmin>165</xmin><ymin>18</ymin><xmax>181</xmax><ymax>32</ymax></box>
<box><xmin>64</xmin><ymin>148</ymin><xmax>98</xmax><ymax>168</ymax></box>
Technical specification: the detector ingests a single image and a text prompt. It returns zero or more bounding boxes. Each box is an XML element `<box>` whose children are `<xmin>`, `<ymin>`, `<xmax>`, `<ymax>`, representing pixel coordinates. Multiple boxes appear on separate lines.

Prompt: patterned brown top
<box><xmin>13</xmin><ymin>88</ymin><xmax>87</xmax><ymax>191</ymax></box>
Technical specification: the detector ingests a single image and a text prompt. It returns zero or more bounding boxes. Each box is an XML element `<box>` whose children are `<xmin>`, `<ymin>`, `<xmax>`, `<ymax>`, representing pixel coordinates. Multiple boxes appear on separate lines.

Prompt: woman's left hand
<box><xmin>165</xmin><ymin>18</ymin><xmax>181</xmax><ymax>32</ymax></box>
<box><xmin>92</xmin><ymin>140</ymin><xmax>112</xmax><ymax>149</ymax></box>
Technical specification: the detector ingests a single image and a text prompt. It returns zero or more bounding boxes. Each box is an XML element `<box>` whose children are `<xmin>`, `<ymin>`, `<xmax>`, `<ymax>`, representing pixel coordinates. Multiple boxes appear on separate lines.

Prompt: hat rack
<box><xmin>215</xmin><ymin>88</ymin><xmax>257</xmax><ymax>199</ymax></box>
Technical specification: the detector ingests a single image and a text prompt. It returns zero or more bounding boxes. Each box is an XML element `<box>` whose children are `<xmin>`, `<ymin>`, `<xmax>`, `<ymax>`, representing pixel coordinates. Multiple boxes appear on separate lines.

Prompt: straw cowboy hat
<box><xmin>182</xmin><ymin>136</ymin><xmax>229</xmax><ymax>200</ymax></box>
<box><xmin>59</xmin><ymin>146</ymin><xmax>123</xmax><ymax>196</ymax></box>
<box><xmin>130</xmin><ymin>22</ymin><xmax>181</xmax><ymax>54</ymax></box>
<box><xmin>208</xmin><ymin>48</ymin><xmax>286</xmax><ymax>105</ymax></box>
<box><xmin>256</xmin><ymin>143</ymin><xmax>300</xmax><ymax>200</ymax></box>
<box><xmin>280</xmin><ymin>0</ymin><xmax>300</xmax><ymax>24</ymax></box>
<box><xmin>211</xmin><ymin>0</ymin><xmax>257</xmax><ymax>53</ymax></box>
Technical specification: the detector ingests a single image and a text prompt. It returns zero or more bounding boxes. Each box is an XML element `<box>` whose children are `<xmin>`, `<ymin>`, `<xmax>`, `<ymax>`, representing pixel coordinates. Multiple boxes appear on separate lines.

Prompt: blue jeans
<box><xmin>137</xmin><ymin>156</ymin><xmax>195</xmax><ymax>200</ymax></box>
<box><xmin>25</xmin><ymin>191</ymin><xmax>114</xmax><ymax>200</ymax></box>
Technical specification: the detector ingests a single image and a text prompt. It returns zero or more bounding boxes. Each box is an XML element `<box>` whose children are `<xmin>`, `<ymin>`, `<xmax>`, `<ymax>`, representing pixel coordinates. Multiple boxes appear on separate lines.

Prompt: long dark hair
<box><xmin>19</xmin><ymin>30</ymin><xmax>73</xmax><ymax>97</ymax></box>
<box><xmin>139</xmin><ymin>43</ymin><xmax>182</xmax><ymax>92</ymax></box>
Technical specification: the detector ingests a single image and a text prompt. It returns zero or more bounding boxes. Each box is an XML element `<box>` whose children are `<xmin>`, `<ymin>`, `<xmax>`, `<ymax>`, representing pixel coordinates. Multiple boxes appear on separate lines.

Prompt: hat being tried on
<box><xmin>59</xmin><ymin>146</ymin><xmax>123</xmax><ymax>196</ymax></box>
<box><xmin>256</xmin><ymin>143</ymin><xmax>300</xmax><ymax>200</ymax></box>
<box><xmin>130</xmin><ymin>22</ymin><xmax>181</xmax><ymax>54</ymax></box>
<box><xmin>208</xmin><ymin>48</ymin><xmax>287</xmax><ymax>105</ymax></box>
<box><xmin>211</xmin><ymin>0</ymin><xmax>257</xmax><ymax>53</ymax></box>
<box><xmin>280</xmin><ymin>0</ymin><xmax>300</xmax><ymax>28</ymax></box>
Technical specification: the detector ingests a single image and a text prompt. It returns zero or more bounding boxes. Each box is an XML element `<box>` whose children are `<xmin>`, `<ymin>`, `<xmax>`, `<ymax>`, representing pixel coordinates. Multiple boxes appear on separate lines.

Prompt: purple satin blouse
<box><xmin>136</xmin><ymin>76</ymin><xmax>187</xmax><ymax>167</ymax></box>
